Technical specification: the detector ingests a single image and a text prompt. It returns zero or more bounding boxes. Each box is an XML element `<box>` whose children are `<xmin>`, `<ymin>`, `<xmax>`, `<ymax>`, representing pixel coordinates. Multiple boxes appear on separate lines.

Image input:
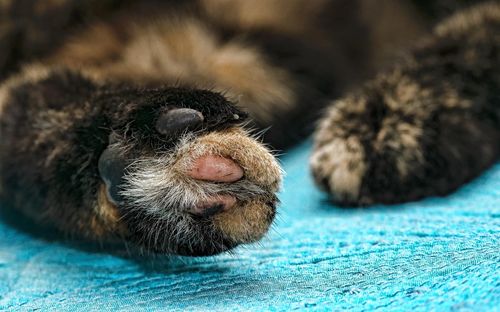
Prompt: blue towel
<box><xmin>1</xmin><ymin>141</ymin><xmax>499</xmax><ymax>311</ymax></box>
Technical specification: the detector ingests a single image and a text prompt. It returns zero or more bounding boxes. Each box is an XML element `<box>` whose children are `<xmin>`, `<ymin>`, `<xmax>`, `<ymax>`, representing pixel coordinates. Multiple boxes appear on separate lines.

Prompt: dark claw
<box><xmin>98</xmin><ymin>145</ymin><xmax>126</xmax><ymax>205</ymax></box>
<box><xmin>155</xmin><ymin>108</ymin><xmax>204</xmax><ymax>135</ymax></box>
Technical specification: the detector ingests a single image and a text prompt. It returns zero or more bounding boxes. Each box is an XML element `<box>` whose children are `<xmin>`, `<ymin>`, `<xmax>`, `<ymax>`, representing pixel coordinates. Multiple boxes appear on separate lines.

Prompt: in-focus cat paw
<box><xmin>97</xmin><ymin>91</ymin><xmax>283</xmax><ymax>256</ymax></box>
<box><xmin>0</xmin><ymin>68</ymin><xmax>282</xmax><ymax>256</ymax></box>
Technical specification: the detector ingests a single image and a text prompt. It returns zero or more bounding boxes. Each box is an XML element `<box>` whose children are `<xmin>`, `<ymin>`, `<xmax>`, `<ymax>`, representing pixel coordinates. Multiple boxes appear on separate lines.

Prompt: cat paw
<box><xmin>310</xmin><ymin>75</ymin><xmax>499</xmax><ymax>206</ymax></box>
<box><xmin>97</xmin><ymin>89</ymin><xmax>282</xmax><ymax>256</ymax></box>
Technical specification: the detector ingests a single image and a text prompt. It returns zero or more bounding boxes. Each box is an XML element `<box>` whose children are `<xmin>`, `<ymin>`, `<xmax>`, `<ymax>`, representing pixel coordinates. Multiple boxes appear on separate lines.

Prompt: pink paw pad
<box><xmin>187</xmin><ymin>155</ymin><xmax>244</xmax><ymax>183</ymax></box>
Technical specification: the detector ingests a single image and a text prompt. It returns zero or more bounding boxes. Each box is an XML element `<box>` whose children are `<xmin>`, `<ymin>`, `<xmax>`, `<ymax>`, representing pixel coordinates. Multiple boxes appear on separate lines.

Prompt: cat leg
<box><xmin>310</xmin><ymin>3</ymin><xmax>500</xmax><ymax>205</ymax></box>
<box><xmin>0</xmin><ymin>66</ymin><xmax>282</xmax><ymax>255</ymax></box>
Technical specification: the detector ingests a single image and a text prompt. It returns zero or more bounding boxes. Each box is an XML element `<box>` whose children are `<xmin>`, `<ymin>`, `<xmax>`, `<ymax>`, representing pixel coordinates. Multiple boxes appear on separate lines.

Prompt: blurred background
<box><xmin>0</xmin><ymin>0</ymin><xmax>477</xmax><ymax>82</ymax></box>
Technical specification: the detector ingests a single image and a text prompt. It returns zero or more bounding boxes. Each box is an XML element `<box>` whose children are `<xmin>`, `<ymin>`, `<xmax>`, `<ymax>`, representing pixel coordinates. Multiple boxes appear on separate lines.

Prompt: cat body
<box><xmin>0</xmin><ymin>1</ymin><xmax>498</xmax><ymax>255</ymax></box>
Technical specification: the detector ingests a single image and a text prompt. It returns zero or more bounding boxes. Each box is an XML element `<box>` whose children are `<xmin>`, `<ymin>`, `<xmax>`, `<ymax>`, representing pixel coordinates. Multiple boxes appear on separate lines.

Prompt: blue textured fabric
<box><xmin>0</xmin><ymin>141</ymin><xmax>499</xmax><ymax>311</ymax></box>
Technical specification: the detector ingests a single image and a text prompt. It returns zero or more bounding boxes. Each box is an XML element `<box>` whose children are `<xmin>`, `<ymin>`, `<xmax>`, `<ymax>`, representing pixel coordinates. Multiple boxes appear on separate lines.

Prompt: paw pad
<box><xmin>155</xmin><ymin>108</ymin><xmax>204</xmax><ymax>135</ymax></box>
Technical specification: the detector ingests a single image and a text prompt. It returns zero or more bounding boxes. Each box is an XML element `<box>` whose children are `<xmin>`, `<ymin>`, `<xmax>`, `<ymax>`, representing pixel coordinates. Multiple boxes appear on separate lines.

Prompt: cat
<box><xmin>0</xmin><ymin>0</ymin><xmax>498</xmax><ymax>256</ymax></box>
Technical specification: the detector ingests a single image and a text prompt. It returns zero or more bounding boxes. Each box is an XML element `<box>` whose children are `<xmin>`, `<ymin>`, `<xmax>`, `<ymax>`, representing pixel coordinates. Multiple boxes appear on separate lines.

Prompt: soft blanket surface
<box><xmin>1</xmin><ymin>141</ymin><xmax>499</xmax><ymax>311</ymax></box>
